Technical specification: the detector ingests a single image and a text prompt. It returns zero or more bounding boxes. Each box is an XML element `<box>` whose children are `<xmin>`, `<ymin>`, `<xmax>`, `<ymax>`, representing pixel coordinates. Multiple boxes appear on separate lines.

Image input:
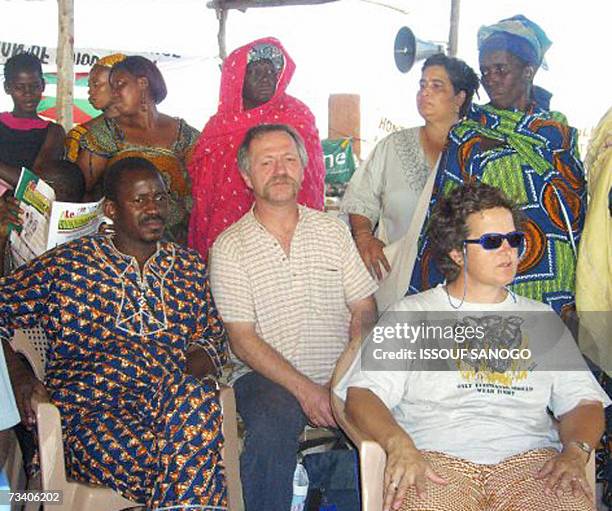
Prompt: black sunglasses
<box><xmin>464</xmin><ymin>231</ymin><xmax>525</xmax><ymax>250</ymax></box>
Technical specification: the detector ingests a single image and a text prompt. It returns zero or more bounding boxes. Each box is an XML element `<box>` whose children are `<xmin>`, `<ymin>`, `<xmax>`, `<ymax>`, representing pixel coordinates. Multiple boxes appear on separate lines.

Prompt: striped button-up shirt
<box><xmin>210</xmin><ymin>206</ymin><xmax>377</xmax><ymax>384</ymax></box>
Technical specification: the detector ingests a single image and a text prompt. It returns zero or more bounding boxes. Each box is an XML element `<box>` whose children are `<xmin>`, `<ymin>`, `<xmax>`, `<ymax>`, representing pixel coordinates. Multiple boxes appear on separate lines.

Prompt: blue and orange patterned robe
<box><xmin>0</xmin><ymin>234</ymin><xmax>228</xmax><ymax>508</ymax></box>
<box><xmin>409</xmin><ymin>103</ymin><xmax>586</xmax><ymax>318</ymax></box>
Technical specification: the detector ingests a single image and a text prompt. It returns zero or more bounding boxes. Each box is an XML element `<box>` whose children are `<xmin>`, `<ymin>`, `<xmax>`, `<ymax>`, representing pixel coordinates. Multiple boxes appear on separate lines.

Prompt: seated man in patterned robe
<box><xmin>1</xmin><ymin>156</ymin><xmax>228</xmax><ymax>509</ymax></box>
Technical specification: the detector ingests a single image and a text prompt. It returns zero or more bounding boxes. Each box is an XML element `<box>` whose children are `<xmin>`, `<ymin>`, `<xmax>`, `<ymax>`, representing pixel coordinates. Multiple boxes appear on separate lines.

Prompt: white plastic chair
<box><xmin>10</xmin><ymin>327</ymin><xmax>244</xmax><ymax>511</ymax></box>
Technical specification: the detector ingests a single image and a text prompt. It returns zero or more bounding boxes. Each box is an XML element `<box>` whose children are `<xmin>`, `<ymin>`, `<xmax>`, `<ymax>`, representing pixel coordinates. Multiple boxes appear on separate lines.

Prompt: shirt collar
<box><xmin>98</xmin><ymin>235</ymin><xmax>173</xmax><ymax>276</ymax></box>
<box><xmin>247</xmin><ymin>203</ymin><xmax>307</xmax><ymax>229</ymax></box>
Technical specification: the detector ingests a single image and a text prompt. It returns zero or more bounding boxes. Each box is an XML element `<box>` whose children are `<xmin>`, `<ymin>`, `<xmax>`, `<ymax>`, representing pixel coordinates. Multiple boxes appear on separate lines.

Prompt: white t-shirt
<box><xmin>335</xmin><ymin>285</ymin><xmax>611</xmax><ymax>464</ymax></box>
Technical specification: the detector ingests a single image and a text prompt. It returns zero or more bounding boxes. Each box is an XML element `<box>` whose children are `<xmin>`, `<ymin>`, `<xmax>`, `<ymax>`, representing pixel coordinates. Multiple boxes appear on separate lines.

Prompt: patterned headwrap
<box><xmin>96</xmin><ymin>53</ymin><xmax>126</xmax><ymax>69</ymax></box>
<box><xmin>478</xmin><ymin>15</ymin><xmax>552</xmax><ymax>68</ymax></box>
<box><xmin>247</xmin><ymin>43</ymin><xmax>284</xmax><ymax>73</ymax></box>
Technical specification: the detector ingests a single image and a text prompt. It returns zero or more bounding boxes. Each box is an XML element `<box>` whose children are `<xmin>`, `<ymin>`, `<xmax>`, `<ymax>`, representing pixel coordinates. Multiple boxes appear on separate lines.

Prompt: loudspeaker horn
<box><xmin>394</xmin><ymin>26</ymin><xmax>444</xmax><ymax>73</ymax></box>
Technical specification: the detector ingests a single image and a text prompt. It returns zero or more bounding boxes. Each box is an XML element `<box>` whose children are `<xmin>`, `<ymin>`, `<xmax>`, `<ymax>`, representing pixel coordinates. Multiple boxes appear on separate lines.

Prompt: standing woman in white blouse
<box><xmin>341</xmin><ymin>54</ymin><xmax>479</xmax><ymax>280</ymax></box>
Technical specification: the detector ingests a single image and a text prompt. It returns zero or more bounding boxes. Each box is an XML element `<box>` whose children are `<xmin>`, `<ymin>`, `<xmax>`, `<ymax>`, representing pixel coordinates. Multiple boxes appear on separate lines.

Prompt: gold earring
<box><xmin>140</xmin><ymin>91</ymin><xmax>148</xmax><ymax>112</ymax></box>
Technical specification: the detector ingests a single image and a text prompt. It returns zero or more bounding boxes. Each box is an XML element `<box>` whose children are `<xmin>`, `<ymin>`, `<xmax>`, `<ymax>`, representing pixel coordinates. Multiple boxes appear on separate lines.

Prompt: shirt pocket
<box><xmin>307</xmin><ymin>265</ymin><xmax>345</xmax><ymax>315</ymax></box>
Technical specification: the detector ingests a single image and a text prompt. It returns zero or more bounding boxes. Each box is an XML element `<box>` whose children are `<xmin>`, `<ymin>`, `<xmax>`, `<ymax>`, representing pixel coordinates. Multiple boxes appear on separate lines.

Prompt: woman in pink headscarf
<box><xmin>188</xmin><ymin>37</ymin><xmax>325</xmax><ymax>259</ymax></box>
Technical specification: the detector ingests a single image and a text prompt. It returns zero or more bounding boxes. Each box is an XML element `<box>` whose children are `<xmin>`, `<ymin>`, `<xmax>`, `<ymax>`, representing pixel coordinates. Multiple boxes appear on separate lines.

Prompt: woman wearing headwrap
<box><xmin>188</xmin><ymin>37</ymin><xmax>325</xmax><ymax>260</ymax></box>
<box><xmin>408</xmin><ymin>15</ymin><xmax>586</xmax><ymax>320</ymax></box>
<box><xmin>65</xmin><ymin>53</ymin><xmax>126</xmax><ymax>166</ymax></box>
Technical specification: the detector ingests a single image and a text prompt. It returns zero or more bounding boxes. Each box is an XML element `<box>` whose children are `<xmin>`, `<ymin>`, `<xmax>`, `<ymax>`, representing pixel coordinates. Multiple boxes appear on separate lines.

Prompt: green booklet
<box><xmin>9</xmin><ymin>167</ymin><xmax>103</xmax><ymax>267</ymax></box>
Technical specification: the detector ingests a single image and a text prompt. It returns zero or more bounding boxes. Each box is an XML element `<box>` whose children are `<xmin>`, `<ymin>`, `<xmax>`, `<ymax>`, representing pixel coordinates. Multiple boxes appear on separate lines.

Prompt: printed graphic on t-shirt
<box><xmin>454</xmin><ymin>314</ymin><xmax>533</xmax><ymax>388</ymax></box>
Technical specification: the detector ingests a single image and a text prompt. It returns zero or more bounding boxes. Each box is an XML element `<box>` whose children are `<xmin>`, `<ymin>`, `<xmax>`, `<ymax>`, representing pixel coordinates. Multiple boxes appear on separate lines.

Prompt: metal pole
<box><xmin>448</xmin><ymin>0</ymin><xmax>460</xmax><ymax>57</ymax></box>
<box><xmin>56</xmin><ymin>0</ymin><xmax>74</xmax><ymax>130</ymax></box>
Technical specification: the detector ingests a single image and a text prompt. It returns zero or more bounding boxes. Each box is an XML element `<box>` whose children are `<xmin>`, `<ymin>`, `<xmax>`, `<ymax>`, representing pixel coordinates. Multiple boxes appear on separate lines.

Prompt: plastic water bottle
<box><xmin>290</xmin><ymin>462</ymin><xmax>309</xmax><ymax>511</ymax></box>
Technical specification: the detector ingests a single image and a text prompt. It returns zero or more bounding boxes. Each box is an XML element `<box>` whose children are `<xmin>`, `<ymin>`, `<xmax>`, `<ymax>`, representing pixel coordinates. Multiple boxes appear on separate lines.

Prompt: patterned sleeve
<box><xmin>0</xmin><ymin>254</ymin><xmax>55</xmax><ymax>343</ymax></box>
<box><xmin>189</xmin><ymin>262</ymin><xmax>228</xmax><ymax>377</ymax></box>
<box><xmin>176</xmin><ymin>119</ymin><xmax>201</xmax><ymax>164</ymax></box>
<box><xmin>79</xmin><ymin>117</ymin><xmax>118</xmax><ymax>158</ymax></box>
<box><xmin>540</xmin><ymin>112</ymin><xmax>587</xmax><ymax>246</ymax></box>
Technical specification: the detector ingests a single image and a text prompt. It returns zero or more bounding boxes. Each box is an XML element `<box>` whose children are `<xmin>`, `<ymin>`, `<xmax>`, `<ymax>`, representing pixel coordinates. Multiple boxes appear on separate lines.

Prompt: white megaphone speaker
<box><xmin>394</xmin><ymin>26</ymin><xmax>445</xmax><ymax>73</ymax></box>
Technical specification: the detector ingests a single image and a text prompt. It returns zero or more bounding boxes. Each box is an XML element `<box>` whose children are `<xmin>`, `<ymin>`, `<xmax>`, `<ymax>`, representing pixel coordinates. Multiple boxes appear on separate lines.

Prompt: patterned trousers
<box><xmin>61</xmin><ymin>372</ymin><xmax>226</xmax><ymax>509</ymax></box>
<box><xmin>401</xmin><ymin>449</ymin><xmax>593</xmax><ymax>511</ymax></box>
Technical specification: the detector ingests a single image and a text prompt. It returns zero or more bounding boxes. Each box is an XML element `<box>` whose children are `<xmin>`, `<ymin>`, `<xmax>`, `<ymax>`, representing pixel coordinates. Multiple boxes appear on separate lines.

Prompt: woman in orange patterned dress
<box><xmin>75</xmin><ymin>56</ymin><xmax>199</xmax><ymax>244</ymax></box>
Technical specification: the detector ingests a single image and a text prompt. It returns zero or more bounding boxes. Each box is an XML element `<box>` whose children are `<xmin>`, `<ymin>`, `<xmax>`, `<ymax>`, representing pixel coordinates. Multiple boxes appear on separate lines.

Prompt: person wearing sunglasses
<box><xmin>335</xmin><ymin>182</ymin><xmax>609</xmax><ymax>511</ymax></box>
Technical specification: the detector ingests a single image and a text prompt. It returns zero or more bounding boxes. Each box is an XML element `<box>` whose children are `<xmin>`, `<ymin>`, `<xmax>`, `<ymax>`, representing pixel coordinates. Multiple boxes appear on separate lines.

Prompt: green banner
<box><xmin>322</xmin><ymin>138</ymin><xmax>356</xmax><ymax>184</ymax></box>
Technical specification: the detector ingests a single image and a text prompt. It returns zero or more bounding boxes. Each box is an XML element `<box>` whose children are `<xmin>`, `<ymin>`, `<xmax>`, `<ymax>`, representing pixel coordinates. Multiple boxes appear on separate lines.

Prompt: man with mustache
<box><xmin>188</xmin><ymin>38</ymin><xmax>326</xmax><ymax>261</ymax></box>
<box><xmin>209</xmin><ymin>124</ymin><xmax>377</xmax><ymax>510</ymax></box>
<box><xmin>1</xmin><ymin>157</ymin><xmax>228</xmax><ymax>508</ymax></box>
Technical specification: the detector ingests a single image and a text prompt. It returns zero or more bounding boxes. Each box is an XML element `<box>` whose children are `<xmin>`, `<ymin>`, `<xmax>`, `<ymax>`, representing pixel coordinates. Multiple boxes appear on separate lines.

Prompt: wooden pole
<box><xmin>216</xmin><ymin>8</ymin><xmax>228</xmax><ymax>61</ymax></box>
<box><xmin>56</xmin><ymin>0</ymin><xmax>74</xmax><ymax>130</ymax></box>
<box><xmin>448</xmin><ymin>0</ymin><xmax>460</xmax><ymax>57</ymax></box>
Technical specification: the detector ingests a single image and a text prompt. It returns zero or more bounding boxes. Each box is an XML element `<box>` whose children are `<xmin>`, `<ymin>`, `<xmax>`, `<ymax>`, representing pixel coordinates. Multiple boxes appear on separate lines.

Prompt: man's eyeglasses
<box><xmin>464</xmin><ymin>231</ymin><xmax>525</xmax><ymax>250</ymax></box>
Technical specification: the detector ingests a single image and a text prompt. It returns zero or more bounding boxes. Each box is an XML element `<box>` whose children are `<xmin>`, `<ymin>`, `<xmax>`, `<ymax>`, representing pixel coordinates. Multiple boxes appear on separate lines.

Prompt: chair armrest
<box><xmin>331</xmin><ymin>394</ymin><xmax>385</xmax><ymax>511</ymax></box>
<box><xmin>35</xmin><ymin>400</ymin><xmax>68</xmax><ymax>492</ymax></box>
<box><xmin>219</xmin><ymin>384</ymin><xmax>244</xmax><ymax>511</ymax></box>
<box><xmin>10</xmin><ymin>329</ymin><xmax>45</xmax><ymax>381</ymax></box>
<box><xmin>359</xmin><ymin>440</ymin><xmax>386</xmax><ymax>510</ymax></box>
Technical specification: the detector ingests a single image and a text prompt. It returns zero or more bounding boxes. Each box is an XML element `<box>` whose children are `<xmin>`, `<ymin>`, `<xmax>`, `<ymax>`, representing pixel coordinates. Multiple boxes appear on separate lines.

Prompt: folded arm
<box><xmin>76</xmin><ymin>149</ymin><xmax>109</xmax><ymax>195</ymax></box>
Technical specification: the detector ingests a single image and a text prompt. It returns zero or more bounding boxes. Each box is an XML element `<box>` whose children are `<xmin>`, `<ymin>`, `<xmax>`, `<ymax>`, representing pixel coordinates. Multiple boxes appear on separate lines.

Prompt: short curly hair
<box><xmin>427</xmin><ymin>182</ymin><xmax>524</xmax><ymax>282</ymax></box>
